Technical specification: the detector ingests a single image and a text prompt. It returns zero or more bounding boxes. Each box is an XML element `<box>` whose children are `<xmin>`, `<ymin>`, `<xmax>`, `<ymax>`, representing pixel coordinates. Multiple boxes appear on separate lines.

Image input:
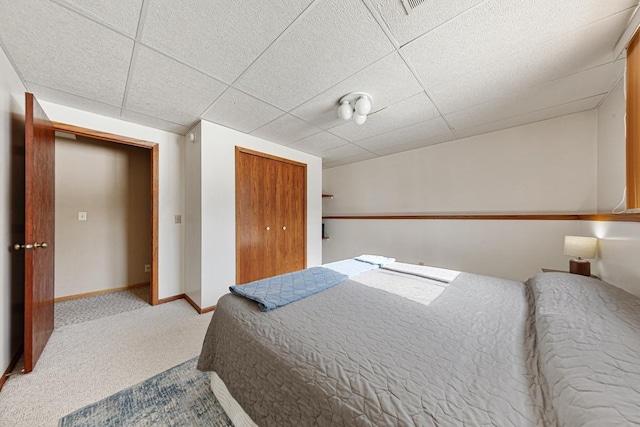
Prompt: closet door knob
<box><xmin>265</xmin><ymin>226</ymin><xmax>270</xmax><ymax>231</ymax></box>
<box><xmin>282</xmin><ymin>226</ymin><xmax>286</xmax><ymax>230</ymax></box>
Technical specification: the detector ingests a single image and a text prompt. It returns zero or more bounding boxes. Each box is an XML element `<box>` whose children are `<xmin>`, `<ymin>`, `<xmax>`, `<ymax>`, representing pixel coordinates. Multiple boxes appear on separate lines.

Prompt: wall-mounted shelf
<box><xmin>322</xmin><ymin>194</ymin><xmax>332</xmax><ymax>239</ymax></box>
<box><xmin>322</xmin><ymin>222</ymin><xmax>329</xmax><ymax>241</ymax></box>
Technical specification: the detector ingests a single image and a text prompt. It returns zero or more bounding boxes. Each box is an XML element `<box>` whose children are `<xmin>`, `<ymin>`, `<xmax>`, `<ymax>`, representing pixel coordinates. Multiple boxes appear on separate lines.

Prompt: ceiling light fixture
<box><xmin>338</xmin><ymin>92</ymin><xmax>372</xmax><ymax>125</ymax></box>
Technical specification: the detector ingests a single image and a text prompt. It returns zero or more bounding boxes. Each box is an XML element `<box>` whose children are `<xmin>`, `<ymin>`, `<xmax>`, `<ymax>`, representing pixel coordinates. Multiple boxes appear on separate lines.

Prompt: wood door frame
<box><xmin>235</xmin><ymin>146</ymin><xmax>307</xmax><ymax>283</ymax></box>
<box><xmin>627</xmin><ymin>31</ymin><xmax>640</xmax><ymax>209</ymax></box>
<box><xmin>236</xmin><ymin>146</ymin><xmax>308</xmax><ymax>168</ymax></box>
<box><xmin>52</xmin><ymin>122</ymin><xmax>160</xmax><ymax>305</ymax></box>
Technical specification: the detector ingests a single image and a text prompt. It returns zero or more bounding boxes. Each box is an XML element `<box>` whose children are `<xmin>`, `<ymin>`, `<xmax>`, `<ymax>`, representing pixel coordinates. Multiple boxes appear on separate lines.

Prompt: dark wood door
<box><xmin>9</xmin><ymin>100</ymin><xmax>26</xmax><ymax>379</ymax></box>
<box><xmin>23</xmin><ymin>93</ymin><xmax>55</xmax><ymax>373</ymax></box>
<box><xmin>275</xmin><ymin>162</ymin><xmax>305</xmax><ymax>275</ymax></box>
<box><xmin>236</xmin><ymin>150</ymin><xmax>276</xmax><ymax>284</ymax></box>
<box><xmin>236</xmin><ymin>148</ymin><xmax>306</xmax><ymax>284</ymax></box>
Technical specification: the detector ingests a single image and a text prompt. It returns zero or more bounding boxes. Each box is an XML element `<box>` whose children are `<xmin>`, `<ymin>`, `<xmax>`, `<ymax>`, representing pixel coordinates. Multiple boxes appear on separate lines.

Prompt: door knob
<box><xmin>13</xmin><ymin>244</ymin><xmax>34</xmax><ymax>250</ymax></box>
<box><xmin>34</xmin><ymin>242</ymin><xmax>48</xmax><ymax>249</ymax></box>
<box><xmin>265</xmin><ymin>226</ymin><xmax>270</xmax><ymax>231</ymax></box>
<box><xmin>282</xmin><ymin>226</ymin><xmax>286</xmax><ymax>230</ymax></box>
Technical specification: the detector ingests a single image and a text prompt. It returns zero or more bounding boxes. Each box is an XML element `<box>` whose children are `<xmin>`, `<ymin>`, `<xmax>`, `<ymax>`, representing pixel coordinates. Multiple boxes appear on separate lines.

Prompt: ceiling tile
<box><xmin>372</xmin><ymin>132</ymin><xmax>456</xmax><ymax>157</ymax></box>
<box><xmin>124</xmin><ymin>45</ymin><xmax>228</xmax><ymax>126</ymax></box>
<box><xmin>286</xmin><ymin>131</ymin><xmax>348</xmax><ymax>156</ymax></box>
<box><xmin>121</xmin><ymin>109</ymin><xmax>189</xmax><ymax>135</ymax></box>
<box><xmin>454</xmin><ymin>95</ymin><xmax>604</xmax><ymax>139</ymax></box>
<box><xmin>141</xmin><ymin>0</ymin><xmax>314</xmax><ymax>84</ymax></box>
<box><xmin>0</xmin><ymin>0</ymin><xmax>633</xmax><ymax>160</ymax></box>
<box><xmin>356</xmin><ymin>116</ymin><xmax>454</xmax><ymax>152</ymax></box>
<box><xmin>321</xmin><ymin>143</ymin><xmax>371</xmax><ymax>162</ymax></box>
<box><xmin>323</xmin><ymin>152</ymin><xmax>378</xmax><ymax>169</ymax></box>
<box><xmin>290</xmin><ymin>52</ymin><xmax>422</xmax><ymax>129</ymax></box>
<box><xmin>51</xmin><ymin>0</ymin><xmax>144</xmax><ymax>37</ymax></box>
<box><xmin>0</xmin><ymin>0</ymin><xmax>132</xmax><ymax>106</ymax></box>
<box><xmin>234</xmin><ymin>0</ymin><xmax>395</xmax><ymax>110</ymax></box>
<box><xmin>401</xmin><ymin>0</ymin><xmax>637</xmax><ymax>89</ymax></box>
<box><xmin>202</xmin><ymin>88</ymin><xmax>284</xmax><ymax>133</ymax></box>
<box><xmin>369</xmin><ymin>0</ymin><xmax>485</xmax><ymax>46</ymax></box>
<box><xmin>328</xmin><ymin>92</ymin><xmax>439</xmax><ymax>142</ymax></box>
<box><xmin>427</xmin><ymin>9</ymin><xmax>634</xmax><ymax>114</ymax></box>
<box><xmin>445</xmin><ymin>59</ymin><xmax>624</xmax><ymax>130</ymax></box>
<box><xmin>251</xmin><ymin>114</ymin><xmax>322</xmax><ymax>145</ymax></box>
<box><xmin>26</xmin><ymin>82</ymin><xmax>122</xmax><ymax>118</ymax></box>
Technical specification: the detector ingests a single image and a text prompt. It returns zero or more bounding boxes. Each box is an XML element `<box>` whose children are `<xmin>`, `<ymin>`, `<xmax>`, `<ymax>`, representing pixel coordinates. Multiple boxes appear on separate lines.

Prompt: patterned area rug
<box><xmin>59</xmin><ymin>357</ymin><xmax>233</xmax><ymax>426</ymax></box>
<box><xmin>55</xmin><ymin>286</ymin><xmax>150</xmax><ymax>329</ymax></box>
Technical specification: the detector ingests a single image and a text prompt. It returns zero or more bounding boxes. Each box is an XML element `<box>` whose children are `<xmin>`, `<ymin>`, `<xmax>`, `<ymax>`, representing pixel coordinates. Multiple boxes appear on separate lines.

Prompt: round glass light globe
<box><xmin>353</xmin><ymin>113</ymin><xmax>367</xmax><ymax>125</ymax></box>
<box><xmin>355</xmin><ymin>96</ymin><xmax>371</xmax><ymax>115</ymax></box>
<box><xmin>338</xmin><ymin>102</ymin><xmax>353</xmax><ymax>120</ymax></box>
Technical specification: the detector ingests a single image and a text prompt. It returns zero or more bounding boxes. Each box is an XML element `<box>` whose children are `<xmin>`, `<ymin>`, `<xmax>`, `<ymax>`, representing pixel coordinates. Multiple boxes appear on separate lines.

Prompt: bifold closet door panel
<box><xmin>236</xmin><ymin>152</ymin><xmax>276</xmax><ymax>284</ymax></box>
<box><xmin>275</xmin><ymin>162</ymin><xmax>305</xmax><ymax>276</ymax></box>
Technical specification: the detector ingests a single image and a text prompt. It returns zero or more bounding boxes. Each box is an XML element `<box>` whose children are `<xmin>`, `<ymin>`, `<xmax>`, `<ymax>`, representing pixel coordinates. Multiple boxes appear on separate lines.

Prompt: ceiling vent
<box><xmin>401</xmin><ymin>0</ymin><xmax>427</xmax><ymax>14</ymax></box>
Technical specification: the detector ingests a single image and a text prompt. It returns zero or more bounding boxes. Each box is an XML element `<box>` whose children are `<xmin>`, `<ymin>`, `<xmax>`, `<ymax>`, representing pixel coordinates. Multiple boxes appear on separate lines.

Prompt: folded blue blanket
<box><xmin>229</xmin><ymin>267</ymin><xmax>348</xmax><ymax>311</ymax></box>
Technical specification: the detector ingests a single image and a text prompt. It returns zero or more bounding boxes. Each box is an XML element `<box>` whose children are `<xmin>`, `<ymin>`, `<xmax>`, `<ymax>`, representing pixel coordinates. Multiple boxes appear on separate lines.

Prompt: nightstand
<box><xmin>541</xmin><ymin>268</ymin><xmax>598</xmax><ymax>278</ymax></box>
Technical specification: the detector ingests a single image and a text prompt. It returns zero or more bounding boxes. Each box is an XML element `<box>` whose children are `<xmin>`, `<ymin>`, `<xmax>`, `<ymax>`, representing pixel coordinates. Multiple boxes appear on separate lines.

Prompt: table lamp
<box><xmin>563</xmin><ymin>236</ymin><xmax>597</xmax><ymax>276</ymax></box>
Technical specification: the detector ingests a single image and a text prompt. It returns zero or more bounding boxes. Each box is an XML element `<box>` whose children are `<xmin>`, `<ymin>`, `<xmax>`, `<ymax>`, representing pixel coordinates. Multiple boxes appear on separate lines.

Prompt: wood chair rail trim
<box><xmin>322</xmin><ymin>213</ymin><xmax>640</xmax><ymax>222</ymax></box>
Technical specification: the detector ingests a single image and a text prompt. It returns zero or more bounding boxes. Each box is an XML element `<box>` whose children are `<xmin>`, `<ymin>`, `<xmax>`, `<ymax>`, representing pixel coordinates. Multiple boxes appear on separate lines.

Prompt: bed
<box><xmin>197</xmin><ymin>260</ymin><xmax>640</xmax><ymax>426</ymax></box>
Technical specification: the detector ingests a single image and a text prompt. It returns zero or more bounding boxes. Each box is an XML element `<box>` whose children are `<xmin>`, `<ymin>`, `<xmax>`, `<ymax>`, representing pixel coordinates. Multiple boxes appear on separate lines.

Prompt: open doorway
<box><xmin>51</xmin><ymin>122</ymin><xmax>159</xmax><ymax>319</ymax></box>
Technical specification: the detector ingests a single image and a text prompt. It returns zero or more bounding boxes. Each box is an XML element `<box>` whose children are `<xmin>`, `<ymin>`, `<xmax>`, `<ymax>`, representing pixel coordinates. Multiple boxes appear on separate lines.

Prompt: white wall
<box><xmin>586</xmin><ymin>78</ymin><xmax>640</xmax><ymax>297</ymax></box>
<box><xmin>324</xmin><ymin>112</ymin><xmax>598</xmax><ymax>215</ymax></box>
<box><xmin>190</xmin><ymin>120</ymin><xmax>323</xmax><ymax>308</ymax></box>
<box><xmin>40</xmin><ymin>102</ymin><xmax>185</xmax><ymax>300</ymax></box>
<box><xmin>597</xmin><ymin>80</ymin><xmax>626</xmax><ymax>212</ymax></box>
<box><xmin>323</xmin><ymin>219</ymin><xmax>580</xmax><ymax>281</ymax></box>
<box><xmin>55</xmin><ymin>136</ymin><xmax>151</xmax><ymax>298</ymax></box>
<box><xmin>0</xmin><ymin>46</ymin><xmax>27</xmax><ymax>379</ymax></box>
<box><xmin>581</xmin><ymin>220</ymin><xmax>640</xmax><ymax>296</ymax></box>
<box><xmin>184</xmin><ymin>122</ymin><xmax>202</xmax><ymax>307</ymax></box>
<box><xmin>323</xmin><ymin>112</ymin><xmax>598</xmax><ymax>281</ymax></box>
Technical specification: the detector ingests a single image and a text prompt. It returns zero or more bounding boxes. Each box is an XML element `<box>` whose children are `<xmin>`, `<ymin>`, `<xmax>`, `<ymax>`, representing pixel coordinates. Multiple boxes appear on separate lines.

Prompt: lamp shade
<box><xmin>563</xmin><ymin>236</ymin><xmax>597</xmax><ymax>259</ymax></box>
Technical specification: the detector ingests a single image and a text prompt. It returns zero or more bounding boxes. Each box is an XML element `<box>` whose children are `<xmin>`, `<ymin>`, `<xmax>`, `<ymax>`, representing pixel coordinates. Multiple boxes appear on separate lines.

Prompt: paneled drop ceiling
<box><xmin>0</xmin><ymin>0</ymin><xmax>636</xmax><ymax>168</ymax></box>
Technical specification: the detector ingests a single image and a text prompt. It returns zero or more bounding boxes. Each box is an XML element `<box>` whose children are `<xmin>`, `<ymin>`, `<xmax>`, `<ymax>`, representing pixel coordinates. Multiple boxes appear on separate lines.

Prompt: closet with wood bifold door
<box><xmin>236</xmin><ymin>147</ymin><xmax>306</xmax><ymax>284</ymax></box>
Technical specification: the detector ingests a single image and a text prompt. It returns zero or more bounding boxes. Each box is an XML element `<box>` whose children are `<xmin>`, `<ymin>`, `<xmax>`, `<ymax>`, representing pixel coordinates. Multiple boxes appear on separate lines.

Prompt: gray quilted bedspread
<box><xmin>198</xmin><ymin>271</ymin><xmax>553</xmax><ymax>426</ymax></box>
<box><xmin>528</xmin><ymin>273</ymin><xmax>640</xmax><ymax>426</ymax></box>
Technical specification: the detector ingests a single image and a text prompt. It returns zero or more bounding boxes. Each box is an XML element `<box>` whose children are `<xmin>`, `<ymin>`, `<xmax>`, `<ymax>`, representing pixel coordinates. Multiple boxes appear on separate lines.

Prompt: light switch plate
<box><xmin>78</xmin><ymin>212</ymin><xmax>87</xmax><ymax>221</ymax></box>
<box><xmin>174</xmin><ymin>214</ymin><xmax>182</xmax><ymax>224</ymax></box>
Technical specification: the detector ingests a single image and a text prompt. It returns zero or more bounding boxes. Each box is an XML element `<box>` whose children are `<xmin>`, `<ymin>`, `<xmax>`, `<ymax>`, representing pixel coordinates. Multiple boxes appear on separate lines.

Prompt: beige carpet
<box><xmin>0</xmin><ymin>299</ymin><xmax>213</xmax><ymax>427</ymax></box>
